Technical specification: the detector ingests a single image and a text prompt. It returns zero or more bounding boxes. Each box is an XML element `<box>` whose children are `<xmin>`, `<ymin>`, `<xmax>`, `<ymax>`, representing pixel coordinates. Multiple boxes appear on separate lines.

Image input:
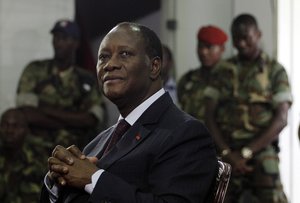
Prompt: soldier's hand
<box><xmin>226</xmin><ymin>151</ymin><xmax>253</xmax><ymax>174</ymax></box>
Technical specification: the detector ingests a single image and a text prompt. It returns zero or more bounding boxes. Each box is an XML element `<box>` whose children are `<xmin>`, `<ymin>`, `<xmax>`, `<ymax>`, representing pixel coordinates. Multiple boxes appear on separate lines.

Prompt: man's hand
<box><xmin>48</xmin><ymin>145</ymin><xmax>99</xmax><ymax>188</ymax></box>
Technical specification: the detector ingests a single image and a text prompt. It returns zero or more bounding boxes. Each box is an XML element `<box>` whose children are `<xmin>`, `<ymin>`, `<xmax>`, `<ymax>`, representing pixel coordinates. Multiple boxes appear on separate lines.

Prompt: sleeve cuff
<box><xmin>273</xmin><ymin>91</ymin><xmax>293</xmax><ymax>106</ymax></box>
<box><xmin>84</xmin><ymin>169</ymin><xmax>105</xmax><ymax>194</ymax></box>
<box><xmin>44</xmin><ymin>172</ymin><xmax>59</xmax><ymax>203</ymax></box>
<box><xmin>16</xmin><ymin>92</ymin><xmax>38</xmax><ymax>107</ymax></box>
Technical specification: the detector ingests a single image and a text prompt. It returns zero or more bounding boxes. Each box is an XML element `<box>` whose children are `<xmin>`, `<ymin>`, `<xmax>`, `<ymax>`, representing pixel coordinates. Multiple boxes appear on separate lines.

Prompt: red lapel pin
<box><xmin>135</xmin><ymin>133</ymin><xmax>141</xmax><ymax>141</ymax></box>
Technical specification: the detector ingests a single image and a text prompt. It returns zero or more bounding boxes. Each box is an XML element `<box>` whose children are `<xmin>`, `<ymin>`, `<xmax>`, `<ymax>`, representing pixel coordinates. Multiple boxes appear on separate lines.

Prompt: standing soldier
<box><xmin>16</xmin><ymin>19</ymin><xmax>106</xmax><ymax>149</ymax></box>
<box><xmin>177</xmin><ymin>25</ymin><xmax>229</xmax><ymax>121</ymax></box>
<box><xmin>205</xmin><ymin>14</ymin><xmax>292</xmax><ymax>203</ymax></box>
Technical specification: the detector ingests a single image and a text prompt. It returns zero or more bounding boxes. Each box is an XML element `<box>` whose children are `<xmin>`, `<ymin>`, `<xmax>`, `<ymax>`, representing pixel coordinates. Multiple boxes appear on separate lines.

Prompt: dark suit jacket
<box><xmin>40</xmin><ymin>93</ymin><xmax>217</xmax><ymax>203</ymax></box>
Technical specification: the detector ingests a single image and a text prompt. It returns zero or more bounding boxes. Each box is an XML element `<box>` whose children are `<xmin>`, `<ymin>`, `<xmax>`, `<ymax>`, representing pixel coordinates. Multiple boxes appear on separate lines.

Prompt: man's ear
<box><xmin>256</xmin><ymin>28</ymin><xmax>262</xmax><ymax>39</ymax></box>
<box><xmin>72</xmin><ymin>39</ymin><xmax>80</xmax><ymax>50</ymax></box>
<box><xmin>150</xmin><ymin>57</ymin><xmax>161</xmax><ymax>80</ymax></box>
<box><xmin>220</xmin><ymin>44</ymin><xmax>225</xmax><ymax>52</ymax></box>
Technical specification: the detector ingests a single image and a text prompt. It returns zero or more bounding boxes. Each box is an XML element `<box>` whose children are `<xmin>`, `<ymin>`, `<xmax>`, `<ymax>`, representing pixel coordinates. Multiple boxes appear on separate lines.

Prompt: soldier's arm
<box><xmin>39</xmin><ymin>84</ymin><xmax>105</xmax><ymax>129</ymax></box>
<box><xmin>247</xmin><ymin>101</ymin><xmax>290</xmax><ymax>154</ymax></box>
<box><xmin>205</xmin><ymin>98</ymin><xmax>254</xmax><ymax>174</ymax></box>
<box><xmin>17</xmin><ymin>103</ymin><xmax>96</xmax><ymax>130</ymax></box>
<box><xmin>247</xmin><ymin>63</ymin><xmax>292</xmax><ymax>153</ymax></box>
<box><xmin>19</xmin><ymin>106</ymin><xmax>64</xmax><ymax>129</ymax></box>
<box><xmin>41</xmin><ymin>105</ymin><xmax>98</xmax><ymax>128</ymax></box>
<box><xmin>205</xmin><ymin>98</ymin><xmax>229</xmax><ymax>152</ymax></box>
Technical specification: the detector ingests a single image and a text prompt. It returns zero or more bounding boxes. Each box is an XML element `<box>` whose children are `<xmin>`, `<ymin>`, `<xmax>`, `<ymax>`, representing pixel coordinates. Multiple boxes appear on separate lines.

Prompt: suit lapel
<box><xmin>98</xmin><ymin>93</ymin><xmax>173</xmax><ymax>169</ymax></box>
<box><xmin>85</xmin><ymin>127</ymin><xmax>114</xmax><ymax>158</ymax></box>
<box><xmin>99</xmin><ymin>123</ymin><xmax>151</xmax><ymax>169</ymax></box>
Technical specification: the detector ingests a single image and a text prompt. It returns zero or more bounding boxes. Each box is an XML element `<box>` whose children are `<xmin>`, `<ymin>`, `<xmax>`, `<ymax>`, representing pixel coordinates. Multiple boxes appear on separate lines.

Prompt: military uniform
<box><xmin>204</xmin><ymin>52</ymin><xmax>292</xmax><ymax>203</ymax></box>
<box><xmin>0</xmin><ymin>135</ymin><xmax>52</xmax><ymax>203</ymax></box>
<box><xmin>177</xmin><ymin>60</ymin><xmax>231</xmax><ymax>121</ymax></box>
<box><xmin>16</xmin><ymin>59</ymin><xmax>106</xmax><ymax>148</ymax></box>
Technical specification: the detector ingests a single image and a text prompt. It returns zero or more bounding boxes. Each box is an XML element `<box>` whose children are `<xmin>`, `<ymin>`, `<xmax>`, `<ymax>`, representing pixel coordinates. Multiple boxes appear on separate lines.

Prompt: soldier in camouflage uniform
<box><xmin>0</xmin><ymin>108</ymin><xmax>52</xmax><ymax>203</ymax></box>
<box><xmin>16</xmin><ymin>19</ymin><xmax>106</xmax><ymax>150</ymax></box>
<box><xmin>205</xmin><ymin>14</ymin><xmax>292</xmax><ymax>203</ymax></box>
<box><xmin>177</xmin><ymin>25</ymin><xmax>229</xmax><ymax>121</ymax></box>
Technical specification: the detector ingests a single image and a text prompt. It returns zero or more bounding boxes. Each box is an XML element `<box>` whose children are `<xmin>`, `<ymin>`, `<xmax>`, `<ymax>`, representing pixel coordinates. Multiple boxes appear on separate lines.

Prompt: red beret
<box><xmin>197</xmin><ymin>25</ymin><xmax>228</xmax><ymax>45</ymax></box>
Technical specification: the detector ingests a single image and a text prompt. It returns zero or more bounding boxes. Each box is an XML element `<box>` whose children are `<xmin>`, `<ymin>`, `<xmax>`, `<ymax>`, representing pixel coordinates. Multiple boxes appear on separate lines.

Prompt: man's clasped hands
<box><xmin>48</xmin><ymin>145</ymin><xmax>99</xmax><ymax>189</ymax></box>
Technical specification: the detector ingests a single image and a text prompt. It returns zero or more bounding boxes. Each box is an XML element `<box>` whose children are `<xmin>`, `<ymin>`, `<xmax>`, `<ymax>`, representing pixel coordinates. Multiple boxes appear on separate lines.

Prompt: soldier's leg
<box><xmin>224</xmin><ymin>174</ymin><xmax>242</xmax><ymax>203</ymax></box>
<box><xmin>252</xmin><ymin>146</ymin><xmax>288</xmax><ymax>203</ymax></box>
<box><xmin>224</xmin><ymin>174</ymin><xmax>260</xmax><ymax>203</ymax></box>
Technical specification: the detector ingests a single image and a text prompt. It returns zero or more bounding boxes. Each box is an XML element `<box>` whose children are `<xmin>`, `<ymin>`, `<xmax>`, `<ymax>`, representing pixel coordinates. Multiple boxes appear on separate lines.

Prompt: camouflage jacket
<box><xmin>16</xmin><ymin>59</ymin><xmax>106</xmax><ymax>148</ymax></box>
<box><xmin>0</xmin><ymin>135</ymin><xmax>52</xmax><ymax>203</ymax></box>
<box><xmin>204</xmin><ymin>52</ymin><xmax>293</xmax><ymax>148</ymax></box>
<box><xmin>177</xmin><ymin>60</ymin><xmax>232</xmax><ymax>121</ymax></box>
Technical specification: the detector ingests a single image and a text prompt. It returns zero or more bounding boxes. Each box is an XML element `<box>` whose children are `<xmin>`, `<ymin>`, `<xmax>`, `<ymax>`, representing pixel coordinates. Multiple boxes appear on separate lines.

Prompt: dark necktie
<box><xmin>104</xmin><ymin>119</ymin><xmax>131</xmax><ymax>155</ymax></box>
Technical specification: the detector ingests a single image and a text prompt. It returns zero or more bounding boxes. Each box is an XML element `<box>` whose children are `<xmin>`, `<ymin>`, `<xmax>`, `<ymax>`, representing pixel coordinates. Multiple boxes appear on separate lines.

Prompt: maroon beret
<box><xmin>197</xmin><ymin>25</ymin><xmax>228</xmax><ymax>45</ymax></box>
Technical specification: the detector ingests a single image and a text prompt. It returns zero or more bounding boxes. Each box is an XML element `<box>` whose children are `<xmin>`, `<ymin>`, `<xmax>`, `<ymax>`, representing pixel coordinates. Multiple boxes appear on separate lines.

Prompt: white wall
<box><xmin>278</xmin><ymin>0</ymin><xmax>300</xmax><ymax>202</ymax></box>
<box><xmin>161</xmin><ymin>0</ymin><xmax>275</xmax><ymax>79</ymax></box>
<box><xmin>161</xmin><ymin>0</ymin><xmax>232</xmax><ymax>78</ymax></box>
<box><xmin>0</xmin><ymin>0</ymin><xmax>74</xmax><ymax>115</ymax></box>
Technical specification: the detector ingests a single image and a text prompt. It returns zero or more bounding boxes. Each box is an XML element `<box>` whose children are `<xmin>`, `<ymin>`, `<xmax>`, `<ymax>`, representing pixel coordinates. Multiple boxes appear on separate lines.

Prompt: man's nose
<box><xmin>237</xmin><ymin>39</ymin><xmax>247</xmax><ymax>48</ymax></box>
<box><xmin>2</xmin><ymin>125</ymin><xmax>14</xmax><ymax>134</ymax></box>
<box><xmin>198</xmin><ymin>47</ymin><xmax>209</xmax><ymax>56</ymax></box>
<box><xmin>103</xmin><ymin>55</ymin><xmax>121</xmax><ymax>71</ymax></box>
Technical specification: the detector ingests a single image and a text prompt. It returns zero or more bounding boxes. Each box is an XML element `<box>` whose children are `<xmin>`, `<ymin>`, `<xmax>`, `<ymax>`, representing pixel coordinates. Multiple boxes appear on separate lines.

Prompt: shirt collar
<box><xmin>118</xmin><ymin>88</ymin><xmax>165</xmax><ymax>126</ymax></box>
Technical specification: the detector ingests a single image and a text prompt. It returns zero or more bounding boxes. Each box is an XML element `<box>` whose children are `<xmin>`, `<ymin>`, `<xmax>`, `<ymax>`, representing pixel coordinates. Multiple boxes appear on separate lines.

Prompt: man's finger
<box><xmin>48</xmin><ymin>172</ymin><xmax>67</xmax><ymax>186</ymax></box>
<box><xmin>58</xmin><ymin>176</ymin><xmax>67</xmax><ymax>186</ymax></box>
<box><xmin>52</xmin><ymin>146</ymin><xmax>74</xmax><ymax>165</ymax></box>
<box><xmin>87</xmin><ymin>156</ymin><xmax>98</xmax><ymax>164</ymax></box>
<box><xmin>51</xmin><ymin>145</ymin><xmax>65</xmax><ymax>157</ymax></box>
<box><xmin>48</xmin><ymin>157</ymin><xmax>62</xmax><ymax>165</ymax></box>
<box><xmin>67</xmin><ymin>145</ymin><xmax>86</xmax><ymax>159</ymax></box>
<box><xmin>51</xmin><ymin>164</ymin><xmax>69</xmax><ymax>174</ymax></box>
<box><xmin>48</xmin><ymin>157</ymin><xmax>63</xmax><ymax>171</ymax></box>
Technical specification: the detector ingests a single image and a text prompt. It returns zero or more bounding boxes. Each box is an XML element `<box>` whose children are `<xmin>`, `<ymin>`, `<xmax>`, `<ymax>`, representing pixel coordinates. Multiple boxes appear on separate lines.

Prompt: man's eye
<box><xmin>120</xmin><ymin>51</ymin><xmax>131</xmax><ymax>57</ymax></box>
<box><xmin>99</xmin><ymin>54</ymin><xmax>109</xmax><ymax>60</ymax></box>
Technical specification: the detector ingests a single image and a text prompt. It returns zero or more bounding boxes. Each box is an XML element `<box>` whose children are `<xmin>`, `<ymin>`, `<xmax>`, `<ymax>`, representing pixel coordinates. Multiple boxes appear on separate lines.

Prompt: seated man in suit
<box><xmin>41</xmin><ymin>22</ymin><xmax>217</xmax><ymax>203</ymax></box>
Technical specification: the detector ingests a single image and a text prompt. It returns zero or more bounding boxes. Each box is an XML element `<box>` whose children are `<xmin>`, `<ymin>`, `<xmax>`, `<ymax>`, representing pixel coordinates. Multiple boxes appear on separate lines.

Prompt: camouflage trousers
<box><xmin>224</xmin><ymin>146</ymin><xmax>288</xmax><ymax>203</ymax></box>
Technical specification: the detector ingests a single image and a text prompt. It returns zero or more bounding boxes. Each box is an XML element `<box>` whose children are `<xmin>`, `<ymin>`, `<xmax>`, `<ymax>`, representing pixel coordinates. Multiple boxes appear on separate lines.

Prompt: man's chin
<box><xmin>202</xmin><ymin>62</ymin><xmax>214</xmax><ymax>68</ymax></box>
<box><xmin>104</xmin><ymin>89</ymin><xmax>123</xmax><ymax>102</ymax></box>
<box><xmin>239</xmin><ymin>49</ymin><xmax>251</xmax><ymax>57</ymax></box>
